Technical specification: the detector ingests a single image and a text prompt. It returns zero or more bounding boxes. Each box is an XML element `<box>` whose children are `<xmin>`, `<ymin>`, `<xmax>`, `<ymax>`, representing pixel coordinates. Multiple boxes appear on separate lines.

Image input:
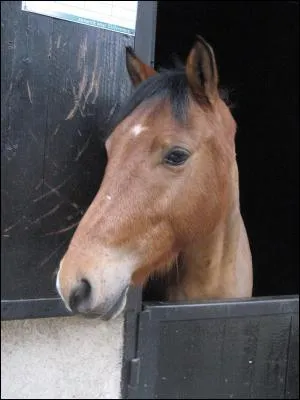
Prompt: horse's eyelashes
<box><xmin>163</xmin><ymin>147</ymin><xmax>191</xmax><ymax>166</ymax></box>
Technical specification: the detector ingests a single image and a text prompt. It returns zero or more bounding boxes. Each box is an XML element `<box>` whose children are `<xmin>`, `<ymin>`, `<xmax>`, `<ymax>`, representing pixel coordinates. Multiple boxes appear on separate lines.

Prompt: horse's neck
<box><xmin>168</xmin><ymin>162</ymin><xmax>253</xmax><ymax>300</ymax></box>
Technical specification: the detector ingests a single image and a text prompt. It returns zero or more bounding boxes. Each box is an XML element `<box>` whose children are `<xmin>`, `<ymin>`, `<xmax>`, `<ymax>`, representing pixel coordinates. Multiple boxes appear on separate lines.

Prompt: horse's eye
<box><xmin>163</xmin><ymin>147</ymin><xmax>191</xmax><ymax>166</ymax></box>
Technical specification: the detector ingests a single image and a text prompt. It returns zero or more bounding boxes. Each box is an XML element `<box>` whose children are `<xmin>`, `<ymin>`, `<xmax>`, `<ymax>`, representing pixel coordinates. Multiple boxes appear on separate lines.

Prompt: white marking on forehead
<box><xmin>131</xmin><ymin>124</ymin><xmax>148</xmax><ymax>137</ymax></box>
<box><xmin>106</xmin><ymin>195</ymin><xmax>112</xmax><ymax>200</ymax></box>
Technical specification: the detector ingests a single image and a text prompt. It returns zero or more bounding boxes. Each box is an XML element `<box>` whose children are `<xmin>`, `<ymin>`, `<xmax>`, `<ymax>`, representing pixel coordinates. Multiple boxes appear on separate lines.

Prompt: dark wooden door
<box><xmin>125</xmin><ymin>296</ymin><xmax>299</xmax><ymax>399</ymax></box>
<box><xmin>1</xmin><ymin>1</ymin><xmax>156</xmax><ymax>319</ymax></box>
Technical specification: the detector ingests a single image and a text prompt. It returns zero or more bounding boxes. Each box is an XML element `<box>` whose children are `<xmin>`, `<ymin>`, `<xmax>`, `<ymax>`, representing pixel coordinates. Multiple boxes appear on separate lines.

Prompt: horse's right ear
<box><xmin>126</xmin><ymin>47</ymin><xmax>157</xmax><ymax>87</ymax></box>
<box><xmin>185</xmin><ymin>35</ymin><xmax>219</xmax><ymax>106</ymax></box>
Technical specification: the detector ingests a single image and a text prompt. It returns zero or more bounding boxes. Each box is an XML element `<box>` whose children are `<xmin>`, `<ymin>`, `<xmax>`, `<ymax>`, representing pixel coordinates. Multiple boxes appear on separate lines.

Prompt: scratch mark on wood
<box><xmin>91</xmin><ymin>68</ymin><xmax>101</xmax><ymax>104</ymax></box>
<box><xmin>48</xmin><ymin>35</ymin><xmax>53</xmax><ymax>59</ymax></box>
<box><xmin>78</xmin><ymin>103</ymin><xmax>86</xmax><ymax>118</ymax></box>
<box><xmin>77</xmin><ymin>64</ymin><xmax>88</xmax><ymax>101</ymax></box>
<box><xmin>83</xmin><ymin>42</ymin><xmax>100</xmax><ymax>110</ymax></box>
<box><xmin>52</xmin><ymin>160</ymin><xmax>59</xmax><ymax>169</ymax></box>
<box><xmin>77</xmin><ymin>129</ymin><xmax>82</xmax><ymax>137</ymax></box>
<box><xmin>65</xmin><ymin>63</ymin><xmax>88</xmax><ymax>120</ymax></box>
<box><xmin>52</xmin><ymin>124</ymin><xmax>61</xmax><ymax>136</ymax></box>
<box><xmin>39</xmin><ymin>239</ymin><xmax>68</xmax><ymax>267</ymax></box>
<box><xmin>43</xmin><ymin>221</ymin><xmax>80</xmax><ymax>236</ymax></box>
<box><xmin>35</xmin><ymin>179</ymin><xmax>43</xmax><ymax>190</ymax></box>
<box><xmin>56</xmin><ymin>35</ymin><xmax>61</xmax><ymax>49</ymax></box>
<box><xmin>70</xmin><ymin>76</ymin><xmax>76</xmax><ymax>97</ymax></box>
<box><xmin>28</xmin><ymin>129</ymin><xmax>38</xmax><ymax>143</ymax></box>
<box><xmin>33</xmin><ymin>175</ymin><xmax>73</xmax><ymax>202</ymax></box>
<box><xmin>107</xmin><ymin>102</ymin><xmax>119</xmax><ymax>123</ymax></box>
<box><xmin>65</xmin><ymin>35</ymin><xmax>89</xmax><ymax>120</ymax></box>
<box><xmin>4</xmin><ymin>216</ymin><xmax>26</xmax><ymax>233</ymax></box>
<box><xmin>2</xmin><ymin>234</ymin><xmax>10</xmax><ymax>238</ymax></box>
<box><xmin>28</xmin><ymin>204</ymin><xmax>60</xmax><ymax>225</ymax></box>
<box><xmin>27</xmin><ymin>81</ymin><xmax>33</xmax><ymax>104</ymax></box>
<box><xmin>44</xmin><ymin>182</ymin><xmax>60</xmax><ymax>197</ymax></box>
<box><xmin>77</xmin><ymin>34</ymin><xmax>88</xmax><ymax>72</ymax></box>
<box><xmin>75</xmin><ymin>133</ymin><xmax>92</xmax><ymax>161</ymax></box>
<box><xmin>42</xmin><ymin>183</ymin><xmax>81</xmax><ymax>212</ymax></box>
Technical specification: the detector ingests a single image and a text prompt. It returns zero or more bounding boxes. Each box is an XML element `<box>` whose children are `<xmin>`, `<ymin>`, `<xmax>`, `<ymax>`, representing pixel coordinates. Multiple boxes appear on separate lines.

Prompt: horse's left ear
<box><xmin>186</xmin><ymin>35</ymin><xmax>219</xmax><ymax>105</ymax></box>
<box><xmin>126</xmin><ymin>46</ymin><xmax>157</xmax><ymax>87</ymax></box>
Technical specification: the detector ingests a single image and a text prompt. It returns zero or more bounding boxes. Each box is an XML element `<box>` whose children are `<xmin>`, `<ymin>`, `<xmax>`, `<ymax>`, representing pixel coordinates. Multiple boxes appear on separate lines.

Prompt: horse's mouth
<box><xmin>81</xmin><ymin>286</ymin><xmax>129</xmax><ymax>321</ymax></box>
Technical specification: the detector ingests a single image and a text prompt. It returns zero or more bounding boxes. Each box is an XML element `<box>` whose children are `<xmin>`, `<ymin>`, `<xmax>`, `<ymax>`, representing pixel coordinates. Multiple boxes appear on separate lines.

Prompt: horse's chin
<box><xmin>79</xmin><ymin>286</ymin><xmax>129</xmax><ymax>321</ymax></box>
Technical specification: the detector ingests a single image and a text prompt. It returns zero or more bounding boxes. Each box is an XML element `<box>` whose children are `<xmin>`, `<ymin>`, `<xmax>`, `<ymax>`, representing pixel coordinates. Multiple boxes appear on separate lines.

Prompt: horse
<box><xmin>56</xmin><ymin>35</ymin><xmax>253</xmax><ymax>320</ymax></box>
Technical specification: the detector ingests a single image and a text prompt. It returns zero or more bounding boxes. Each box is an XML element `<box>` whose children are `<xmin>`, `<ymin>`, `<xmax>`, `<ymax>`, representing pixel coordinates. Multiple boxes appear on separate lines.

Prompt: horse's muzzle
<box><xmin>93</xmin><ymin>286</ymin><xmax>129</xmax><ymax>321</ymax></box>
<box><xmin>68</xmin><ymin>281</ymin><xmax>129</xmax><ymax>321</ymax></box>
<box><xmin>69</xmin><ymin>279</ymin><xmax>91</xmax><ymax>312</ymax></box>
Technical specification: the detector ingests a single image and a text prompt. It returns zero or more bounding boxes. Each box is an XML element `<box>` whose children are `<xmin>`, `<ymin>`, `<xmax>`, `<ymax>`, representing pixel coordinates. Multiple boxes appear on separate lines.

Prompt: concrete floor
<box><xmin>1</xmin><ymin>315</ymin><xmax>124</xmax><ymax>399</ymax></box>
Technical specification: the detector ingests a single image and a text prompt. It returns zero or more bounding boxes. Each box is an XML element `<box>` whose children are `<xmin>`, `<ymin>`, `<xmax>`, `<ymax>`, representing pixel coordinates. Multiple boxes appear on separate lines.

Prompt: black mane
<box><xmin>106</xmin><ymin>66</ymin><xmax>231</xmax><ymax>137</ymax></box>
<box><xmin>107</xmin><ymin>68</ymin><xmax>189</xmax><ymax>136</ymax></box>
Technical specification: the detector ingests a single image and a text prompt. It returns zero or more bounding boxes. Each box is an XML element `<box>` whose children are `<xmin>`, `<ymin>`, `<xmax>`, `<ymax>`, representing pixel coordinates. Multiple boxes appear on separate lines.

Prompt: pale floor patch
<box><xmin>1</xmin><ymin>316</ymin><xmax>124</xmax><ymax>399</ymax></box>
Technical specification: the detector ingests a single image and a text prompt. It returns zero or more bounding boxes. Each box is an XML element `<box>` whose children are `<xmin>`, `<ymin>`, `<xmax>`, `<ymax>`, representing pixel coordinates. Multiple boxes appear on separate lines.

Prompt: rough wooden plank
<box><xmin>1</xmin><ymin>1</ymin><xmax>134</xmax><ymax>301</ymax></box>
<box><xmin>285</xmin><ymin>314</ymin><xmax>299</xmax><ymax>399</ymax></box>
<box><xmin>1</xmin><ymin>2</ymin><xmax>53</xmax><ymax>298</ymax></box>
<box><xmin>130</xmin><ymin>300</ymin><xmax>298</xmax><ymax>399</ymax></box>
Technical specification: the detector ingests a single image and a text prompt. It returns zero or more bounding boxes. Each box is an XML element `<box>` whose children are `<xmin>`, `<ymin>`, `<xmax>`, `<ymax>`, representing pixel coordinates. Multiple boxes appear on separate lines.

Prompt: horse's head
<box><xmin>56</xmin><ymin>36</ymin><xmax>237</xmax><ymax>319</ymax></box>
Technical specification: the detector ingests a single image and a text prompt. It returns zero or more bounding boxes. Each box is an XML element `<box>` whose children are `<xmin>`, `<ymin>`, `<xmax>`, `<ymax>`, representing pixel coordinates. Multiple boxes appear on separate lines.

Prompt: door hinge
<box><xmin>129</xmin><ymin>357</ymin><xmax>140</xmax><ymax>387</ymax></box>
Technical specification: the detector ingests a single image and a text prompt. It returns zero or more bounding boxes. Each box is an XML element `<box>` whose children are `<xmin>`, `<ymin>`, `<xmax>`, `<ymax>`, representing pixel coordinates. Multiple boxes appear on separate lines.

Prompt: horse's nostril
<box><xmin>69</xmin><ymin>279</ymin><xmax>91</xmax><ymax>312</ymax></box>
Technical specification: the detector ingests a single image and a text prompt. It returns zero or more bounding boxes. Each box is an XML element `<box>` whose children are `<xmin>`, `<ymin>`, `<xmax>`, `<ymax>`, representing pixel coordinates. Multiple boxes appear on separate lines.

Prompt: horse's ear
<box><xmin>186</xmin><ymin>35</ymin><xmax>219</xmax><ymax>105</ymax></box>
<box><xmin>126</xmin><ymin>46</ymin><xmax>157</xmax><ymax>87</ymax></box>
